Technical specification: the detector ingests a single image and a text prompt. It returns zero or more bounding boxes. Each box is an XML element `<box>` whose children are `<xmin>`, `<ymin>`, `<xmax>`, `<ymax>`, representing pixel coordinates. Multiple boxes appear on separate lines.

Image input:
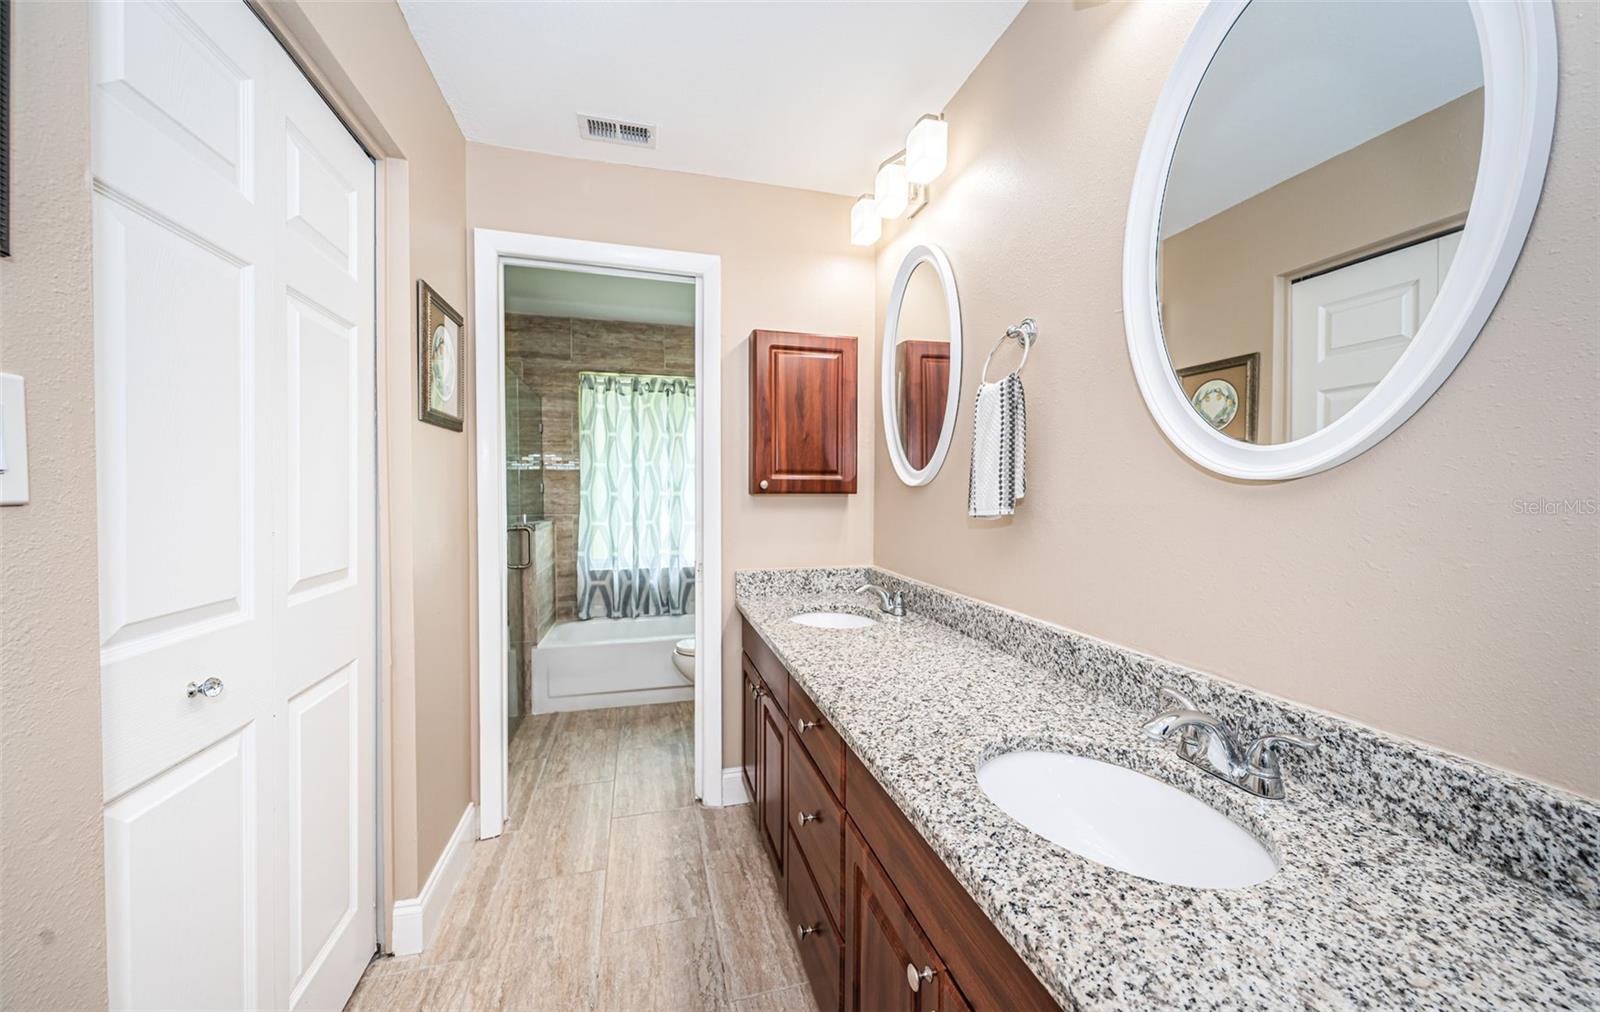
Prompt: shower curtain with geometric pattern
<box><xmin>576</xmin><ymin>372</ymin><xmax>696</xmax><ymax>619</ymax></box>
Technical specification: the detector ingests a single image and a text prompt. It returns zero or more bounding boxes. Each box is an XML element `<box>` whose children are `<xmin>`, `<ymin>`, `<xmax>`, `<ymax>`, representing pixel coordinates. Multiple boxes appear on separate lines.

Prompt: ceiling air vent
<box><xmin>578</xmin><ymin>114</ymin><xmax>656</xmax><ymax>149</ymax></box>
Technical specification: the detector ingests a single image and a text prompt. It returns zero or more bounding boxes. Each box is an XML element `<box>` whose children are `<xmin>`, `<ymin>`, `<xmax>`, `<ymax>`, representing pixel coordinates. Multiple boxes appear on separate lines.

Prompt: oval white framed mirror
<box><xmin>1123</xmin><ymin>0</ymin><xmax>1556</xmax><ymax>480</ymax></box>
<box><xmin>883</xmin><ymin>244</ymin><xmax>963</xmax><ymax>486</ymax></box>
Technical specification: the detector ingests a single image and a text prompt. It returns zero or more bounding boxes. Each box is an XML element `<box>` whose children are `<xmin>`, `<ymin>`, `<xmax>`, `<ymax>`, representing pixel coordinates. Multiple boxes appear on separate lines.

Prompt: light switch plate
<box><xmin>1</xmin><ymin>373</ymin><xmax>29</xmax><ymax>506</ymax></box>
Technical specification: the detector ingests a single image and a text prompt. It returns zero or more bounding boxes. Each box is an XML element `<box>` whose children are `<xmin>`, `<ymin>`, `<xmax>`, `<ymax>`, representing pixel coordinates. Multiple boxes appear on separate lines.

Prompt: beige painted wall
<box><xmin>467</xmin><ymin>144</ymin><xmax>877</xmax><ymax>767</ymax></box>
<box><xmin>276</xmin><ymin>0</ymin><xmax>473</xmax><ymax>897</ymax></box>
<box><xmin>0</xmin><ymin>3</ymin><xmax>109</xmax><ymax>1006</ymax></box>
<box><xmin>874</xmin><ymin>1</ymin><xmax>1600</xmax><ymax>798</ymax></box>
<box><xmin>1161</xmin><ymin>90</ymin><xmax>1483</xmax><ymax>441</ymax></box>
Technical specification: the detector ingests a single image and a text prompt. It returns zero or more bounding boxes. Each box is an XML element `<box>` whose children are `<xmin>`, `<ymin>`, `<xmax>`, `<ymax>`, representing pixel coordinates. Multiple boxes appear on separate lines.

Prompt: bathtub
<box><xmin>531</xmin><ymin>613</ymin><xmax>694</xmax><ymax>713</ymax></box>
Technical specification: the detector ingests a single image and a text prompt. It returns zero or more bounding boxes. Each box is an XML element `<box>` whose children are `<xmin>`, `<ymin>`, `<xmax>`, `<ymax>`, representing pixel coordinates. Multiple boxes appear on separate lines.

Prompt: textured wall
<box><xmin>873</xmin><ymin>1</ymin><xmax>1599</xmax><ymax>797</ymax></box>
<box><xmin>505</xmin><ymin>313</ymin><xmax>695</xmax><ymax>622</ymax></box>
<box><xmin>0</xmin><ymin>4</ymin><xmax>109</xmax><ymax>1007</ymax></box>
<box><xmin>468</xmin><ymin>144</ymin><xmax>877</xmax><ymax>767</ymax></box>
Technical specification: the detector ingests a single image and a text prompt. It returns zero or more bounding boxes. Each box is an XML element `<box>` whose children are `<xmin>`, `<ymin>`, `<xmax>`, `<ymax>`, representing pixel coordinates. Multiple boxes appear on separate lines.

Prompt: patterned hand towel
<box><xmin>968</xmin><ymin>371</ymin><xmax>1026</xmax><ymax>517</ymax></box>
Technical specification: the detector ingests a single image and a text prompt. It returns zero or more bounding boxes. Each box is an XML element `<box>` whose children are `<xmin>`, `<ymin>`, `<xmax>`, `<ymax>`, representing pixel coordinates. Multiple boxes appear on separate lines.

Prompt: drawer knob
<box><xmin>186</xmin><ymin>677</ymin><xmax>224</xmax><ymax>699</ymax></box>
<box><xmin>796</xmin><ymin>923</ymin><xmax>818</xmax><ymax>941</ymax></box>
<box><xmin>906</xmin><ymin>963</ymin><xmax>935</xmax><ymax>992</ymax></box>
<box><xmin>797</xmin><ymin>810</ymin><xmax>819</xmax><ymax>825</ymax></box>
<box><xmin>760</xmin><ymin>479</ymin><xmax>770</xmax><ymax>490</ymax></box>
<box><xmin>798</xmin><ymin>718</ymin><xmax>822</xmax><ymax>733</ymax></box>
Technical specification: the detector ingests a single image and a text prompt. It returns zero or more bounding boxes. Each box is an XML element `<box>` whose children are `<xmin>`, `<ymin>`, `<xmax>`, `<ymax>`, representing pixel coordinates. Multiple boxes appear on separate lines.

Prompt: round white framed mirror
<box><xmin>1122</xmin><ymin>0</ymin><xmax>1556</xmax><ymax>480</ymax></box>
<box><xmin>882</xmin><ymin>244</ymin><xmax>963</xmax><ymax>486</ymax></box>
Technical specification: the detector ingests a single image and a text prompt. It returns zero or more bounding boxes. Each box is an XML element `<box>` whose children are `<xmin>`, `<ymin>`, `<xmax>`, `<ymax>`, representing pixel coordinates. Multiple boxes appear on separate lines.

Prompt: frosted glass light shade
<box><xmin>874</xmin><ymin>160</ymin><xmax>908</xmax><ymax>219</ymax></box>
<box><xmin>906</xmin><ymin>116</ymin><xmax>948</xmax><ymax>184</ymax></box>
<box><xmin>850</xmin><ymin>195</ymin><xmax>881</xmax><ymax>246</ymax></box>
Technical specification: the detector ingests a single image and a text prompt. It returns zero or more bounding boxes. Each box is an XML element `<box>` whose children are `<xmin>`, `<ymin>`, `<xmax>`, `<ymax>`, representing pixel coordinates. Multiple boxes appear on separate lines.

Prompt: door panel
<box><xmin>759</xmin><ymin>692</ymin><xmax>787</xmax><ymax>873</ymax></box>
<box><xmin>94</xmin><ymin>3</ymin><xmax>376</xmax><ymax>1010</ymax></box>
<box><xmin>1289</xmin><ymin>234</ymin><xmax>1456</xmax><ymax>438</ymax></box>
<box><xmin>286</xmin><ymin>664</ymin><xmax>361</xmax><ymax>1009</ymax></box>
<box><xmin>104</xmin><ymin>726</ymin><xmax>261</xmax><ymax>1011</ymax></box>
<box><xmin>845</xmin><ymin>822</ymin><xmax>939</xmax><ymax>1012</ymax></box>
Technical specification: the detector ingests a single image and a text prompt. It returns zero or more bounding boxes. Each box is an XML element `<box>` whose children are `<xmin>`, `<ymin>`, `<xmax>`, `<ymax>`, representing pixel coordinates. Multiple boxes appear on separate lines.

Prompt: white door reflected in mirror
<box><xmin>1123</xmin><ymin>0</ymin><xmax>1557</xmax><ymax>479</ymax></box>
<box><xmin>882</xmin><ymin>244</ymin><xmax>963</xmax><ymax>486</ymax></box>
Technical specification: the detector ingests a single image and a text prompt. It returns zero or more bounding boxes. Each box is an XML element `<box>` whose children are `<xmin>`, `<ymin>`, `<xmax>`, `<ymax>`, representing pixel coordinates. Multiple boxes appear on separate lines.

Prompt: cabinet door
<box><xmin>758</xmin><ymin>691</ymin><xmax>788</xmax><ymax>874</ymax></box>
<box><xmin>741</xmin><ymin>657</ymin><xmax>760</xmax><ymax>806</ymax></box>
<box><xmin>845</xmin><ymin>822</ymin><xmax>949</xmax><ymax>1012</ymax></box>
<box><xmin>750</xmin><ymin>330</ymin><xmax>858</xmax><ymax>494</ymax></box>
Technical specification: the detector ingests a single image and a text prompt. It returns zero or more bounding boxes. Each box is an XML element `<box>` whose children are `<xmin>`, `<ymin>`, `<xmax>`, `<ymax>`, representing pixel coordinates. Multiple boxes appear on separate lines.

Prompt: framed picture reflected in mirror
<box><xmin>1177</xmin><ymin>353</ymin><xmax>1258</xmax><ymax>443</ymax></box>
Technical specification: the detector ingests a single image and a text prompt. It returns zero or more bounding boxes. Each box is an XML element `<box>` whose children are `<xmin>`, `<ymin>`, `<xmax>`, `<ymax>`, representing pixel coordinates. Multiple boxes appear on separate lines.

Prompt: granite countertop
<box><xmin>735</xmin><ymin>586</ymin><xmax>1600</xmax><ymax>1011</ymax></box>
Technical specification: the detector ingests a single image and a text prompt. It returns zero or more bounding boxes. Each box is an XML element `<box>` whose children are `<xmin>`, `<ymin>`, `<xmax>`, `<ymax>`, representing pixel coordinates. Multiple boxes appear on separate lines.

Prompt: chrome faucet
<box><xmin>1141</xmin><ymin>687</ymin><xmax>1318</xmax><ymax>800</ymax></box>
<box><xmin>855</xmin><ymin>583</ymin><xmax>905</xmax><ymax>617</ymax></box>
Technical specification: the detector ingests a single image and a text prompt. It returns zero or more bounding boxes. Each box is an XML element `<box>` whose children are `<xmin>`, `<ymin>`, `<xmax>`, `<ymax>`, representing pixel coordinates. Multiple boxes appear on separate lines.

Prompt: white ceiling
<box><xmin>1161</xmin><ymin>0</ymin><xmax>1483</xmax><ymax>237</ymax></box>
<box><xmin>397</xmin><ymin>1</ymin><xmax>1025</xmax><ymax>196</ymax></box>
<box><xmin>504</xmin><ymin>264</ymin><xmax>695</xmax><ymax>325</ymax></box>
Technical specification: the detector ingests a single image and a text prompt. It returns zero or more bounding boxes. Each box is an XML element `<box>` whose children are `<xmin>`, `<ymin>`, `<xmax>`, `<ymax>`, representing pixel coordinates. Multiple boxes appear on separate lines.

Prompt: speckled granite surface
<box><xmin>734</xmin><ymin>567</ymin><xmax>1600</xmax><ymax>1011</ymax></box>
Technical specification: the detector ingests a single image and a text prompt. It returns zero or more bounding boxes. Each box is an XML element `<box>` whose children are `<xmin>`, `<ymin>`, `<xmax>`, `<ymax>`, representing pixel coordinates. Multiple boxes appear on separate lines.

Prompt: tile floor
<box><xmin>345</xmin><ymin>703</ymin><xmax>817</xmax><ymax>1011</ymax></box>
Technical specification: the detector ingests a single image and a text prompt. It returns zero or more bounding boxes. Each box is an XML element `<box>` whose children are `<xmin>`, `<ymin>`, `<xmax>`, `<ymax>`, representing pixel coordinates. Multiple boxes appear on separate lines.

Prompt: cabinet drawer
<box><xmin>787</xmin><ymin>829</ymin><xmax>843</xmax><ymax>1012</ymax></box>
<box><xmin>741</xmin><ymin>616</ymin><xmax>789</xmax><ymax>708</ymax></box>
<box><xmin>789</xmin><ymin>678</ymin><xmax>844</xmax><ymax>801</ymax></box>
<box><xmin>787</xmin><ymin>728</ymin><xmax>843</xmax><ymax>924</ymax></box>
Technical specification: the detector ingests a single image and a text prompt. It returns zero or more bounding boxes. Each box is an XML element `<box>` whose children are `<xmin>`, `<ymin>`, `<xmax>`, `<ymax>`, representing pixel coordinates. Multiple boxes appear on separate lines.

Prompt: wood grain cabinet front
<box><xmin>749</xmin><ymin>329</ymin><xmax>858</xmax><ymax>494</ymax></box>
<box><xmin>844</xmin><ymin>821</ymin><xmax>954</xmax><ymax>1012</ymax></box>
<box><xmin>737</xmin><ymin>614</ymin><xmax>1058</xmax><ymax>1010</ymax></box>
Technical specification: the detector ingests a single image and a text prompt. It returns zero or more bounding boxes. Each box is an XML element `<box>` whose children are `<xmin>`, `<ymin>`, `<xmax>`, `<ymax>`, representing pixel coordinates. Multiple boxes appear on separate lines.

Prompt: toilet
<box><xmin>671</xmin><ymin>637</ymin><xmax>695</xmax><ymax>683</ymax></box>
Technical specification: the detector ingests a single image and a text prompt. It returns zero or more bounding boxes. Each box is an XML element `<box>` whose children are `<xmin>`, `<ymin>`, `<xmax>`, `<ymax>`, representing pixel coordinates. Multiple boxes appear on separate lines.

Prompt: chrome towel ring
<box><xmin>980</xmin><ymin>318</ymin><xmax>1038</xmax><ymax>383</ymax></box>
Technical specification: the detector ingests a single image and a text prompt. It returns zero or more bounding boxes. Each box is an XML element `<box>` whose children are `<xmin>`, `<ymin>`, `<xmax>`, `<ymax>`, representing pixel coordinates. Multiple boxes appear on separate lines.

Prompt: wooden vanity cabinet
<box><xmin>749</xmin><ymin>329</ymin><xmax>858</xmax><ymax>494</ymax></box>
<box><xmin>739</xmin><ymin>616</ymin><xmax>1058</xmax><ymax>1012</ymax></box>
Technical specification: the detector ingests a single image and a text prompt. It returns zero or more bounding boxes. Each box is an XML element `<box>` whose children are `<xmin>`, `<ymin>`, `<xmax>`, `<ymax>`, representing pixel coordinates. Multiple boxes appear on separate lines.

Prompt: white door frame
<box><xmin>471</xmin><ymin>229</ymin><xmax>725</xmax><ymax>839</ymax></box>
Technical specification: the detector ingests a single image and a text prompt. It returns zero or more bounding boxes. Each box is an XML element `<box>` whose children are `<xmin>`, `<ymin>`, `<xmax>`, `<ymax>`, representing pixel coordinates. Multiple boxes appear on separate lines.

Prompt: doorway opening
<box><xmin>473</xmin><ymin>231</ymin><xmax>725</xmax><ymax>840</ymax></box>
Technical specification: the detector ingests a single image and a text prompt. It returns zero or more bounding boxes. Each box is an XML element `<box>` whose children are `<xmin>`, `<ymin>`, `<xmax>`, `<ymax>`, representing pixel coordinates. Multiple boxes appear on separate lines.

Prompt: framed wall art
<box><xmin>1177</xmin><ymin>352</ymin><xmax>1259</xmax><ymax>443</ymax></box>
<box><xmin>418</xmin><ymin>280</ymin><xmax>465</xmax><ymax>430</ymax></box>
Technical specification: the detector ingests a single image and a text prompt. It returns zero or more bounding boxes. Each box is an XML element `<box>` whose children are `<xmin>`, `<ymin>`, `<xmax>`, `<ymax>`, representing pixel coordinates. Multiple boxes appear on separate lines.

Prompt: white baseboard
<box><xmin>391</xmin><ymin>803</ymin><xmax>477</xmax><ymax>956</ymax></box>
<box><xmin>721</xmin><ymin>766</ymin><xmax>750</xmax><ymax>806</ymax></box>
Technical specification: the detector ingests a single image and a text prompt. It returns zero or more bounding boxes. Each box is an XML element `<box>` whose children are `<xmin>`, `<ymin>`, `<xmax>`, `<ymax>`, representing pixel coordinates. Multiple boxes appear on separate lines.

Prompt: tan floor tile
<box><xmin>704</xmin><ymin>844</ymin><xmax>806</xmax><ymax>999</ymax></box>
<box><xmin>542</xmin><ymin>708</ymin><xmax>621</xmax><ymax>786</ymax></box>
<box><xmin>595</xmin><ymin>915</ymin><xmax>725</xmax><ymax>1012</ymax></box>
<box><xmin>603</xmin><ymin>808</ymin><xmax>709</xmax><ymax>932</ymax></box>
<box><xmin>613</xmin><ymin>741</ymin><xmax>695</xmax><ymax>817</ymax></box>
<box><xmin>618</xmin><ymin>701</ymin><xmax>694</xmax><ymax>751</ymax></box>
<box><xmin>722</xmin><ymin>984</ymin><xmax>821</xmax><ymax>1012</ymax></box>
<box><xmin>468</xmin><ymin>871</ymin><xmax>605</xmax><ymax>1011</ymax></box>
<box><xmin>510</xmin><ymin>712</ymin><xmax>559</xmax><ymax>766</ymax></box>
<box><xmin>699</xmin><ymin>802</ymin><xmax>761</xmax><ymax>855</ymax></box>
<box><xmin>506</xmin><ymin>759</ymin><xmax>541</xmax><ymax>831</ymax></box>
<box><xmin>517</xmin><ymin>781</ymin><xmax>613</xmax><ymax>879</ymax></box>
<box><xmin>385</xmin><ymin>961</ymin><xmax>473</xmax><ymax>1009</ymax></box>
<box><xmin>422</xmin><ymin>833</ymin><xmax>514</xmax><ymax>966</ymax></box>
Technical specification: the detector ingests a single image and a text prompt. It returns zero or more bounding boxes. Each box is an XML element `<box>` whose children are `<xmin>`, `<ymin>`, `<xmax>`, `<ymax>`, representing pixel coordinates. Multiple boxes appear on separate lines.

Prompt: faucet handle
<box><xmin>1245</xmin><ymin>733</ymin><xmax>1319</xmax><ymax>773</ymax></box>
<box><xmin>1151</xmin><ymin>685</ymin><xmax>1198</xmax><ymax>717</ymax></box>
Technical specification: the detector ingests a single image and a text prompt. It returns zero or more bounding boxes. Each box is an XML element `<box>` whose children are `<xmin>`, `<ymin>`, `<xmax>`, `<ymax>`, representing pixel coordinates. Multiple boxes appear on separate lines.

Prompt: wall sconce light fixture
<box><xmin>905</xmin><ymin>114</ymin><xmax>948</xmax><ymax>184</ymax></box>
<box><xmin>850</xmin><ymin>194</ymin><xmax>882</xmax><ymax>247</ymax></box>
<box><xmin>851</xmin><ymin>113</ymin><xmax>947</xmax><ymax>245</ymax></box>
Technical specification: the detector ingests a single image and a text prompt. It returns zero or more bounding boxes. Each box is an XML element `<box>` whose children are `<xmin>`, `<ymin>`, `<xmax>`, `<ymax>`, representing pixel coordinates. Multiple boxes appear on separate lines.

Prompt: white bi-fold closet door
<box><xmin>92</xmin><ymin>2</ymin><xmax>377</xmax><ymax>1009</ymax></box>
<box><xmin>1289</xmin><ymin>231</ymin><xmax>1462</xmax><ymax>440</ymax></box>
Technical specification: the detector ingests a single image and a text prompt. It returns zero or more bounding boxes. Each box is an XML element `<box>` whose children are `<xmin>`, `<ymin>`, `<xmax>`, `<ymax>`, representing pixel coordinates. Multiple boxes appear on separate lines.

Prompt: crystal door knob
<box><xmin>186</xmin><ymin>677</ymin><xmax>224</xmax><ymax>699</ymax></box>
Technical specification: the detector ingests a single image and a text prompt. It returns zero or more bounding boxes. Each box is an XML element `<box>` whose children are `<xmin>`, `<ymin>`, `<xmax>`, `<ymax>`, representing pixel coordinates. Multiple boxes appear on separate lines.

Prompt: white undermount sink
<box><xmin>790</xmin><ymin>611</ymin><xmax>877</xmax><ymax>630</ymax></box>
<box><xmin>976</xmin><ymin>751</ymin><xmax>1277</xmax><ymax>889</ymax></box>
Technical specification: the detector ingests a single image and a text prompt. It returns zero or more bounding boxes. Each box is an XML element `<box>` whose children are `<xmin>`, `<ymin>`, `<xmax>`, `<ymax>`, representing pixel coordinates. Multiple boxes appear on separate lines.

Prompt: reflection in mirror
<box><xmin>893</xmin><ymin>262</ymin><xmax>953</xmax><ymax>470</ymax></box>
<box><xmin>1158</xmin><ymin>0</ymin><xmax>1483</xmax><ymax>444</ymax></box>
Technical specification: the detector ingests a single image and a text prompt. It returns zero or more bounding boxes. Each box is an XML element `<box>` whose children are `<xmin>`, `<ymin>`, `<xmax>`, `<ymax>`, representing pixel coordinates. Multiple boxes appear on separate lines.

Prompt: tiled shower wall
<box><xmin>505</xmin><ymin>313</ymin><xmax>695</xmax><ymax>622</ymax></box>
